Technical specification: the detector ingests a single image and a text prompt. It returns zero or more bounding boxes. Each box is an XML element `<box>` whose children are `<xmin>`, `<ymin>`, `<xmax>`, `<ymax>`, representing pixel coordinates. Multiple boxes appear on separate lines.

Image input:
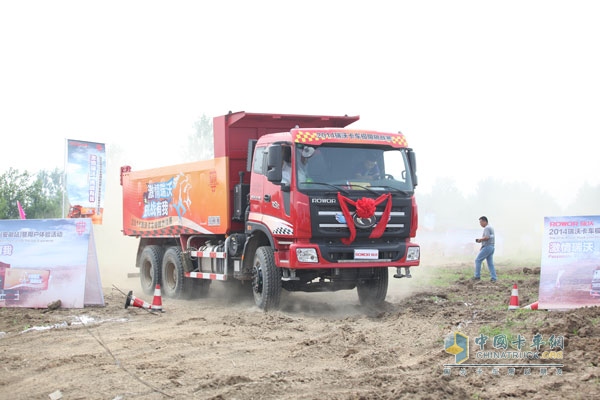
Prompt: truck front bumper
<box><xmin>280</xmin><ymin>241</ymin><xmax>420</xmax><ymax>269</ymax></box>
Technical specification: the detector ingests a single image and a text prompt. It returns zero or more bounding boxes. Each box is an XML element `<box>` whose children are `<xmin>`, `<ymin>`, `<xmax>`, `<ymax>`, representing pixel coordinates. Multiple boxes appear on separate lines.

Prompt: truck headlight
<box><xmin>296</xmin><ymin>248</ymin><xmax>318</xmax><ymax>263</ymax></box>
<box><xmin>406</xmin><ymin>246</ymin><xmax>420</xmax><ymax>261</ymax></box>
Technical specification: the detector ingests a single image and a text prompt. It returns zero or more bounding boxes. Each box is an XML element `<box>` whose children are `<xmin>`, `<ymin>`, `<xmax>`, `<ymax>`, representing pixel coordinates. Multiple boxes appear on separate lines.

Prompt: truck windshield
<box><xmin>295</xmin><ymin>145</ymin><xmax>415</xmax><ymax>193</ymax></box>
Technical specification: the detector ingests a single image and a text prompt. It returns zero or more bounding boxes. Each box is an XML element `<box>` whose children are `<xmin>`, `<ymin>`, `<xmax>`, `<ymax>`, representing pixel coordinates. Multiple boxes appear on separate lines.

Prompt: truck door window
<box><xmin>253</xmin><ymin>147</ymin><xmax>266</xmax><ymax>175</ymax></box>
<box><xmin>383</xmin><ymin>150</ymin><xmax>408</xmax><ymax>183</ymax></box>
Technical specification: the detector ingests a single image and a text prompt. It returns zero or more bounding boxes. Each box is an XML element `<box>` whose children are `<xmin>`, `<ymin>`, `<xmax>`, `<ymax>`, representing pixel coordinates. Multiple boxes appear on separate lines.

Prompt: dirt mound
<box><xmin>0</xmin><ymin>266</ymin><xmax>598</xmax><ymax>399</ymax></box>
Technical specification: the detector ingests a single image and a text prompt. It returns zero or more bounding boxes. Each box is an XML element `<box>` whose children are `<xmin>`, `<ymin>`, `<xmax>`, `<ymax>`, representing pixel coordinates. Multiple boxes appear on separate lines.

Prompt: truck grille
<box><xmin>310</xmin><ymin>198</ymin><xmax>412</xmax><ymax>240</ymax></box>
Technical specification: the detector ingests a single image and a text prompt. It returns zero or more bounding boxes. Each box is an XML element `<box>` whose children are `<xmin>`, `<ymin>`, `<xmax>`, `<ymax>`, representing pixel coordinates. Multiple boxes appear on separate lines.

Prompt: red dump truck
<box><xmin>120</xmin><ymin>111</ymin><xmax>420</xmax><ymax>310</ymax></box>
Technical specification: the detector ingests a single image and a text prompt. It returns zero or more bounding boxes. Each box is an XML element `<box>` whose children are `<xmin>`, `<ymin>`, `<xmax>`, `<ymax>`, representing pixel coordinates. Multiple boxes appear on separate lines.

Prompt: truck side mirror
<box><xmin>267</xmin><ymin>145</ymin><xmax>283</xmax><ymax>183</ymax></box>
<box><xmin>407</xmin><ymin>149</ymin><xmax>418</xmax><ymax>187</ymax></box>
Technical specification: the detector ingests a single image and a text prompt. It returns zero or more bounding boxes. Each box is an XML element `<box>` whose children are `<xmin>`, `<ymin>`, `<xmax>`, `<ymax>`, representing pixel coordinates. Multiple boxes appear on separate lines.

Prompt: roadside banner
<box><xmin>66</xmin><ymin>139</ymin><xmax>106</xmax><ymax>224</ymax></box>
<box><xmin>539</xmin><ymin>215</ymin><xmax>600</xmax><ymax>310</ymax></box>
<box><xmin>0</xmin><ymin>219</ymin><xmax>104</xmax><ymax>309</ymax></box>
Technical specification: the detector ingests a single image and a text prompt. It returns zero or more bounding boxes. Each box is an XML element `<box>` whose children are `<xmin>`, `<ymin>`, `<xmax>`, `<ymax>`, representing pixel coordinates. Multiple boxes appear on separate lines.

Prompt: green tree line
<box><xmin>0</xmin><ymin>168</ymin><xmax>63</xmax><ymax>219</ymax></box>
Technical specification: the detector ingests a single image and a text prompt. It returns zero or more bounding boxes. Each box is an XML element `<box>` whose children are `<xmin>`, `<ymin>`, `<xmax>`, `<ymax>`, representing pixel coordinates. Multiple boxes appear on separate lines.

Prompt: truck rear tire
<box><xmin>139</xmin><ymin>245</ymin><xmax>163</xmax><ymax>296</ymax></box>
<box><xmin>252</xmin><ymin>246</ymin><xmax>282</xmax><ymax>311</ymax></box>
<box><xmin>161</xmin><ymin>246</ymin><xmax>195</xmax><ymax>299</ymax></box>
<box><xmin>357</xmin><ymin>267</ymin><xmax>388</xmax><ymax>306</ymax></box>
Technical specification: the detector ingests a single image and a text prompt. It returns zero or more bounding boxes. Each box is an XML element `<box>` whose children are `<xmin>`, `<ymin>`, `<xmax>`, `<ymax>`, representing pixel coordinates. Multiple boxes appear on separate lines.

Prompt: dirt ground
<box><xmin>0</xmin><ymin>264</ymin><xmax>599</xmax><ymax>400</ymax></box>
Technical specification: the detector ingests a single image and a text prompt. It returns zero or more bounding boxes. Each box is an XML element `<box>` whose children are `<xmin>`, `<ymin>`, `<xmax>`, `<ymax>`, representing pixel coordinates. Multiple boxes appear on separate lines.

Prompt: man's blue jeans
<box><xmin>475</xmin><ymin>245</ymin><xmax>497</xmax><ymax>281</ymax></box>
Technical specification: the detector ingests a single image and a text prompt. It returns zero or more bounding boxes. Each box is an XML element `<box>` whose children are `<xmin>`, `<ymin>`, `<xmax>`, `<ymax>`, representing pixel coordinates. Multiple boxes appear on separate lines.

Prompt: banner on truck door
<box><xmin>66</xmin><ymin>139</ymin><xmax>106</xmax><ymax>224</ymax></box>
<box><xmin>0</xmin><ymin>219</ymin><xmax>104</xmax><ymax>309</ymax></box>
<box><xmin>539</xmin><ymin>215</ymin><xmax>600</xmax><ymax>310</ymax></box>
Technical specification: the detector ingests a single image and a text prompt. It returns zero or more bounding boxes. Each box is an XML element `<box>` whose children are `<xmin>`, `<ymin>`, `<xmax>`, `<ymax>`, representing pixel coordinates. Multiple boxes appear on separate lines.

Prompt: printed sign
<box><xmin>539</xmin><ymin>215</ymin><xmax>600</xmax><ymax>310</ymax></box>
<box><xmin>354</xmin><ymin>249</ymin><xmax>379</xmax><ymax>260</ymax></box>
<box><xmin>121</xmin><ymin>159</ymin><xmax>229</xmax><ymax>236</ymax></box>
<box><xmin>0</xmin><ymin>219</ymin><xmax>104</xmax><ymax>308</ymax></box>
<box><xmin>66</xmin><ymin>139</ymin><xmax>106</xmax><ymax>224</ymax></box>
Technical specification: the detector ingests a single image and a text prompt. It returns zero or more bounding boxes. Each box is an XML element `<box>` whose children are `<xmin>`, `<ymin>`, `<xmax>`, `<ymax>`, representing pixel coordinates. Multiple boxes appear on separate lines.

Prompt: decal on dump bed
<box><xmin>121</xmin><ymin>158</ymin><xmax>230</xmax><ymax>236</ymax></box>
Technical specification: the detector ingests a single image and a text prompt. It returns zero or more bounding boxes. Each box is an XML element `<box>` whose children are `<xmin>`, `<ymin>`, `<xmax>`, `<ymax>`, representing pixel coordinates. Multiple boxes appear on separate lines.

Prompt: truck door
<box><xmin>264</xmin><ymin>145</ymin><xmax>291</xmax><ymax>218</ymax></box>
<box><xmin>249</xmin><ymin>144</ymin><xmax>291</xmax><ymax>220</ymax></box>
<box><xmin>248</xmin><ymin>145</ymin><xmax>266</xmax><ymax>217</ymax></box>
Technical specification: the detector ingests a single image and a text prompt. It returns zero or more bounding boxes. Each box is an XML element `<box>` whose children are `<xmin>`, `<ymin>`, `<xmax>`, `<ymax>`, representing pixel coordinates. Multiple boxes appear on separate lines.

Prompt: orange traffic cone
<box><xmin>124</xmin><ymin>290</ymin><xmax>152</xmax><ymax>310</ymax></box>
<box><xmin>522</xmin><ymin>301</ymin><xmax>539</xmax><ymax>310</ymax></box>
<box><xmin>508</xmin><ymin>284</ymin><xmax>520</xmax><ymax>310</ymax></box>
<box><xmin>150</xmin><ymin>284</ymin><xmax>163</xmax><ymax>312</ymax></box>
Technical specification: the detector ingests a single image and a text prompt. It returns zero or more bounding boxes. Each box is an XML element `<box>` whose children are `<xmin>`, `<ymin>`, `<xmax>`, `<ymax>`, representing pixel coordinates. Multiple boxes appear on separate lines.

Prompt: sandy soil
<box><xmin>0</xmin><ymin>265</ymin><xmax>599</xmax><ymax>400</ymax></box>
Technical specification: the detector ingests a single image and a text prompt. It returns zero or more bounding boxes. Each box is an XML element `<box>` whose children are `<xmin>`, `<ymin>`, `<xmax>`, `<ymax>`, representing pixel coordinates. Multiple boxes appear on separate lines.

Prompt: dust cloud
<box><xmin>91</xmin><ymin>149</ymin><xmax>598</xmax><ymax>311</ymax></box>
<box><xmin>92</xmin><ymin>163</ymin><xmax>140</xmax><ymax>293</ymax></box>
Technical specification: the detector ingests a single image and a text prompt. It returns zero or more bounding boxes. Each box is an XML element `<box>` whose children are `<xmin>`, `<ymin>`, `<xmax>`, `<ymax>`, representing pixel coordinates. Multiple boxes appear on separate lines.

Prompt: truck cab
<box><xmin>241</xmin><ymin>124</ymin><xmax>420</xmax><ymax>309</ymax></box>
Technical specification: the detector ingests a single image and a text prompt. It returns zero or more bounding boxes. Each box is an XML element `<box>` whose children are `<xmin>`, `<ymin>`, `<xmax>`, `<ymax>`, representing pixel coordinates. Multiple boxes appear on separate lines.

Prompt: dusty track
<box><xmin>0</xmin><ymin>266</ymin><xmax>598</xmax><ymax>399</ymax></box>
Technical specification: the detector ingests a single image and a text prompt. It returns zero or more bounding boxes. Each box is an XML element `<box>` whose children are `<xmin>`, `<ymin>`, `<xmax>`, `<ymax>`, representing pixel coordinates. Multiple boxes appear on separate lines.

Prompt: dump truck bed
<box><xmin>122</xmin><ymin>112</ymin><xmax>360</xmax><ymax>238</ymax></box>
<box><xmin>214</xmin><ymin>111</ymin><xmax>360</xmax><ymax>198</ymax></box>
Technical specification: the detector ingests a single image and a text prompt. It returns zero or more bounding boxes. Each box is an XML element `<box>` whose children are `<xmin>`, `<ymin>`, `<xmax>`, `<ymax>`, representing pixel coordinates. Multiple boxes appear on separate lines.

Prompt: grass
<box><xmin>498</xmin><ymin>270</ymin><xmax>526</xmax><ymax>282</ymax></box>
<box><xmin>477</xmin><ymin>322</ymin><xmax>543</xmax><ymax>351</ymax></box>
<box><xmin>417</xmin><ymin>262</ymin><xmax>530</xmax><ymax>288</ymax></box>
<box><xmin>499</xmin><ymin>258</ymin><xmax>540</xmax><ymax>268</ymax></box>
<box><xmin>418</xmin><ymin>267</ymin><xmax>469</xmax><ymax>288</ymax></box>
<box><xmin>479</xmin><ymin>324</ymin><xmax>509</xmax><ymax>338</ymax></box>
<box><xmin>416</xmin><ymin>262</ymin><xmax>545</xmax><ymax>338</ymax></box>
<box><xmin>413</xmin><ymin>262</ymin><xmax>505</xmax><ymax>288</ymax></box>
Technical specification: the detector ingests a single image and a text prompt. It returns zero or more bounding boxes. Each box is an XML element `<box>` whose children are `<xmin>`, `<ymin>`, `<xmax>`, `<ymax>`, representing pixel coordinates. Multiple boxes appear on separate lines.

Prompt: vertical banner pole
<box><xmin>62</xmin><ymin>138</ymin><xmax>67</xmax><ymax>218</ymax></box>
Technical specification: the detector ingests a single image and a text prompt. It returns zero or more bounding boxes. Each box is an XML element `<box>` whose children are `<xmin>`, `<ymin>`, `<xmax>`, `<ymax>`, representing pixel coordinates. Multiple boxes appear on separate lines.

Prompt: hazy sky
<box><xmin>1</xmin><ymin>1</ymin><xmax>598</xmax><ymax>205</ymax></box>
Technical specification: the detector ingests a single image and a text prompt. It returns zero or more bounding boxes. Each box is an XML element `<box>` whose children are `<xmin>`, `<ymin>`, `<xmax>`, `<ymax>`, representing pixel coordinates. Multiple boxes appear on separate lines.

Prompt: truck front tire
<box><xmin>252</xmin><ymin>246</ymin><xmax>282</xmax><ymax>311</ymax></box>
<box><xmin>139</xmin><ymin>245</ymin><xmax>163</xmax><ymax>296</ymax></box>
<box><xmin>357</xmin><ymin>267</ymin><xmax>388</xmax><ymax>306</ymax></box>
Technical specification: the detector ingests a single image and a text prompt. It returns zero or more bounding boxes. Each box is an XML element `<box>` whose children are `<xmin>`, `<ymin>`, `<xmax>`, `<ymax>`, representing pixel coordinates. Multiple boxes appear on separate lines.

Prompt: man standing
<box><xmin>473</xmin><ymin>216</ymin><xmax>497</xmax><ymax>282</ymax></box>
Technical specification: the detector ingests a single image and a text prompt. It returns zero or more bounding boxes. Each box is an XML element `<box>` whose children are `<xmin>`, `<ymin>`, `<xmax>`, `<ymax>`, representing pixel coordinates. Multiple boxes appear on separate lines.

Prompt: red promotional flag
<box><xmin>17</xmin><ymin>201</ymin><xmax>26</xmax><ymax>219</ymax></box>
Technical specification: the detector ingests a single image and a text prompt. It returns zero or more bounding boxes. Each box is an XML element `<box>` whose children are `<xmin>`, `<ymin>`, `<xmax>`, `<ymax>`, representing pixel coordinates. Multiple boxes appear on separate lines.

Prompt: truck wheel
<box><xmin>161</xmin><ymin>246</ymin><xmax>195</xmax><ymax>299</ymax></box>
<box><xmin>139</xmin><ymin>245</ymin><xmax>163</xmax><ymax>296</ymax></box>
<box><xmin>357</xmin><ymin>267</ymin><xmax>388</xmax><ymax>306</ymax></box>
<box><xmin>252</xmin><ymin>246</ymin><xmax>282</xmax><ymax>311</ymax></box>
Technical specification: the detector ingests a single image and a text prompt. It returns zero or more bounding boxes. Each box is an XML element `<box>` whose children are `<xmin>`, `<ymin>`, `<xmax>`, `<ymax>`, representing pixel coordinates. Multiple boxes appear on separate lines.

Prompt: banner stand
<box><xmin>0</xmin><ymin>218</ymin><xmax>104</xmax><ymax>309</ymax></box>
